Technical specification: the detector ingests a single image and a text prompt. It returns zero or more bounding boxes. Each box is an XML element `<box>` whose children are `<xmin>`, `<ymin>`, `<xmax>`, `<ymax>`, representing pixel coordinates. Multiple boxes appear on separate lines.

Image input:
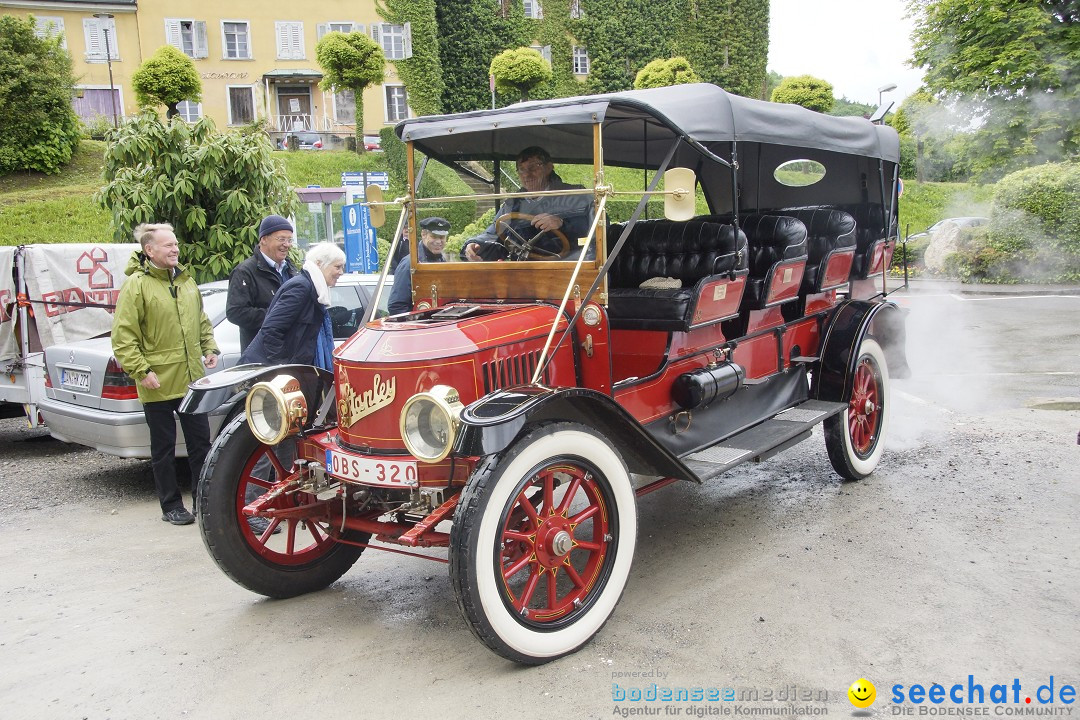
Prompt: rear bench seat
<box><xmin>771</xmin><ymin>207</ymin><xmax>857</xmax><ymax>293</ymax></box>
<box><xmin>607</xmin><ymin>219</ymin><xmax>748</xmax><ymax>331</ymax></box>
<box><xmin>738</xmin><ymin>214</ymin><xmax>809</xmax><ymax>309</ymax></box>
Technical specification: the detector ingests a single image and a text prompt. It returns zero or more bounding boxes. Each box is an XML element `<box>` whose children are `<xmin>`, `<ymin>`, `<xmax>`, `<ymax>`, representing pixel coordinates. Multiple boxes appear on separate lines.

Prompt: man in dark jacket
<box><xmin>387</xmin><ymin>216</ymin><xmax>450</xmax><ymax>315</ymax></box>
<box><xmin>227</xmin><ymin>214</ymin><xmax>298</xmax><ymax>351</ymax></box>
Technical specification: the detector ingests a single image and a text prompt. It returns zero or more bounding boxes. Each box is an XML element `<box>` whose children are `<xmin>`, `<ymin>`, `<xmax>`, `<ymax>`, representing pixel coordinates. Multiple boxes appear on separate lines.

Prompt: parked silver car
<box><xmin>907</xmin><ymin>216</ymin><xmax>989</xmax><ymax>243</ymax></box>
<box><xmin>38</xmin><ymin>274</ymin><xmax>391</xmax><ymax>458</ymax></box>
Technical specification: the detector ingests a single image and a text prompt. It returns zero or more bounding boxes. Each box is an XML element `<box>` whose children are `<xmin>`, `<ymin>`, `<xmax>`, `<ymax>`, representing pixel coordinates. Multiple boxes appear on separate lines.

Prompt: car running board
<box><xmin>682</xmin><ymin>399</ymin><xmax>846</xmax><ymax>482</ymax></box>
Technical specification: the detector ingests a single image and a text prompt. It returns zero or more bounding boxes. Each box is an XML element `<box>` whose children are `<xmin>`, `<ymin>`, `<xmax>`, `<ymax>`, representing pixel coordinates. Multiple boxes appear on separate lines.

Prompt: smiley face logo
<box><xmin>848</xmin><ymin>678</ymin><xmax>876</xmax><ymax>708</ymax></box>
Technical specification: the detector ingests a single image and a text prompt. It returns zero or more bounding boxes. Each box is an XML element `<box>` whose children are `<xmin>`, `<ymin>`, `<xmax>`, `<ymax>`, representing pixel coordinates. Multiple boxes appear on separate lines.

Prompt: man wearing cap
<box><xmin>227</xmin><ymin>214</ymin><xmax>299</xmax><ymax>351</ymax></box>
<box><xmin>387</xmin><ymin>217</ymin><xmax>451</xmax><ymax>316</ymax></box>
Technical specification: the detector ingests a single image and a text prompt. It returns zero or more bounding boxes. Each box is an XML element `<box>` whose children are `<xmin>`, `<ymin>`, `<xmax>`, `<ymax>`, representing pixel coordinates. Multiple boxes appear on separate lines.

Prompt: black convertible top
<box><xmin>396</xmin><ymin>83</ymin><xmax>900</xmax><ymax>166</ymax></box>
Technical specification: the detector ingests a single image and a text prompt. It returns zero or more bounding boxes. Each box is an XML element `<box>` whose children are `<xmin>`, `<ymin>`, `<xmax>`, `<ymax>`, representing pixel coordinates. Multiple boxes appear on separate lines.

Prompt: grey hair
<box><xmin>305</xmin><ymin>242</ymin><xmax>346</xmax><ymax>268</ymax></box>
<box><xmin>133</xmin><ymin>223</ymin><xmax>175</xmax><ymax>250</ymax></box>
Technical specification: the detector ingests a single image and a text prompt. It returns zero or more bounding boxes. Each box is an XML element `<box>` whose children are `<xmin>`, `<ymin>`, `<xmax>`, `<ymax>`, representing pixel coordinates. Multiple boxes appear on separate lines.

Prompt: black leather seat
<box><xmin>772</xmin><ymin>207</ymin><xmax>857</xmax><ymax>292</ymax></box>
<box><xmin>607</xmin><ymin>219</ymin><xmax>747</xmax><ymax>331</ymax></box>
<box><xmin>738</xmin><ymin>214</ymin><xmax>808</xmax><ymax>309</ymax></box>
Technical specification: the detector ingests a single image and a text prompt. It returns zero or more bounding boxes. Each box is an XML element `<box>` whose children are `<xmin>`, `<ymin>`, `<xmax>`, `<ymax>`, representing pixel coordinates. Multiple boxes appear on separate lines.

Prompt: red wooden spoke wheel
<box><xmin>198</xmin><ymin>415</ymin><xmax>367</xmax><ymax>599</ymax></box>
<box><xmin>450</xmin><ymin>423</ymin><xmax>637</xmax><ymax>664</ymax></box>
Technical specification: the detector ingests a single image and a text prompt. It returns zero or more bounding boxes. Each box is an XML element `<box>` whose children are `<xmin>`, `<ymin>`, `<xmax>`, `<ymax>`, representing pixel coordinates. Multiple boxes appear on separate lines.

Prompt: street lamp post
<box><xmin>93</xmin><ymin>13</ymin><xmax>118</xmax><ymax>128</ymax></box>
<box><xmin>877</xmin><ymin>82</ymin><xmax>897</xmax><ymax>109</ymax></box>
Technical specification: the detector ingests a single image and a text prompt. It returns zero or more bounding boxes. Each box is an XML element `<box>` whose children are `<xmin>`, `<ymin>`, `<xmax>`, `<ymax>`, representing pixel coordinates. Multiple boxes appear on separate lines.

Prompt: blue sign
<box><xmin>342</xmin><ymin>203</ymin><xmax>377</xmax><ymax>273</ymax></box>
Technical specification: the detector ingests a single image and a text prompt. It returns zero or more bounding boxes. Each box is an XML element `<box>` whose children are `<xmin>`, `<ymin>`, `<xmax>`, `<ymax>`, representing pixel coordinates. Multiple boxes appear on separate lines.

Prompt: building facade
<box><xmin>0</xmin><ymin>0</ymin><xmax>414</xmax><ymax>142</ymax></box>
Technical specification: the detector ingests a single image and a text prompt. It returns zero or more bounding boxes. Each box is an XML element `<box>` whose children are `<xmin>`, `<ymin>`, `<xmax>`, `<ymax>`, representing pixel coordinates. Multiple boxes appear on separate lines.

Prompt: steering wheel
<box><xmin>495</xmin><ymin>212</ymin><xmax>571</xmax><ymax>260</ymax></box>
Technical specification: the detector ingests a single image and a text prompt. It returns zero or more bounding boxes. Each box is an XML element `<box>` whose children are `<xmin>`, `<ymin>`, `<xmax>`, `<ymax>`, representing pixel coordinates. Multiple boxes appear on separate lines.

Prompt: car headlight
<box><xmin>246</xmin><ymin>374</ymin><xmax>308</xmax><ymax>445</ymax></box>
<box><xmin>399</xmin><ymin>385</ymin><xmax>463</xmax><ymax>462</ymax></box>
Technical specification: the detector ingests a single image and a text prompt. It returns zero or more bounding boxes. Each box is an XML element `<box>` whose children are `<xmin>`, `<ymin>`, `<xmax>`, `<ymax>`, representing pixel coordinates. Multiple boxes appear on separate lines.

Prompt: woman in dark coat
<box><xmin>241</xmin><ymin>242</ymin><xmax>346</xmax><ymax>370</ymax></box>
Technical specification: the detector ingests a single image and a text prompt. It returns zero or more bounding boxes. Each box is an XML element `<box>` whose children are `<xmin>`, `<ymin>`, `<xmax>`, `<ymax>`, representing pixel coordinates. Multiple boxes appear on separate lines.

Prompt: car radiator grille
<box><xmin>482</xmin><ymin>351</ymin><xmax>548</xmax><ymax>393</ymax></box>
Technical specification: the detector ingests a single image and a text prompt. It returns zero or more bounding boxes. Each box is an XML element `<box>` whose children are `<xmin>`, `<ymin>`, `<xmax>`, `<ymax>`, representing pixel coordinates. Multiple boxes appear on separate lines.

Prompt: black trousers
<box><xmin>143</xmin><ymin>398</ymin><xmax>211</xmax><ymax>512</ymax></box>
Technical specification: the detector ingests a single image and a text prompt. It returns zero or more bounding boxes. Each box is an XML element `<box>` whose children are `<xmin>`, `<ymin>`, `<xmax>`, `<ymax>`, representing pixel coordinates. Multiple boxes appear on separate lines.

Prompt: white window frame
<box><xmin>572</xmin><ymin>46</ymin><xmax>590</xmax><ymax>75</ymax></box>
<box><xmin>221</xmin><ymin>20</ymin><xmax>252</xmax><ymax>60</ymax></box>
<box><xmin>275</xmin><ymin>21</ymin><xmax>305</xmax><ymax>60</ymax></box>
<box><xmin>33</xmin><ymin>16</ymin><xmax>66</xmax><ymax>47</ymax></box>
<box><xmin>83</xmin><ymin>16</ymin><xmax>118</xmax><ymax>62</ymax></box>
<box><xmin>164</xmin><ymin>19</ymin><xmax>208</xmax><ymax>59</ymax></box>
<box><xmin>370</xmin><ymin>22</ymin><xmax>411</xmax><ymax>61</ymax></box>
<box><xmin>383</xmin><ymin>84</ymin><xmax>409</xmax><ymax>124</ymax></box>
<box><xmin>176</xmin><ymin>101</ymin><xmax>203</xmax><ymax>124</ymax></box>
<box><xmin>226</xmin><ymin>85</ymin><xmax>257</xmax><ymax>126</ymax></box>
<box><xmin>530</xmin><ymin>44</ymin><xmax>552</xmax><ymax>64</ymax></box>
<box><xmin>570</xmin><ymin>0</ymin><xmax>582</xmax><ymax>19</ymax></box>
<box><xmin>523</xmin><ymin>0</ymin><xmax>544</xmax><ymax>19</ymax></box>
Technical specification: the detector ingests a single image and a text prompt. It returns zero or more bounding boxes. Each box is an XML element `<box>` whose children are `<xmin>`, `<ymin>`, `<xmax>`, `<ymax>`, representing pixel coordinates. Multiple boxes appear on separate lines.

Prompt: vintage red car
<box><xmin>183</xmin><ymin>84</ymin><xmax>908</xmax><ymax>664</ymax></box>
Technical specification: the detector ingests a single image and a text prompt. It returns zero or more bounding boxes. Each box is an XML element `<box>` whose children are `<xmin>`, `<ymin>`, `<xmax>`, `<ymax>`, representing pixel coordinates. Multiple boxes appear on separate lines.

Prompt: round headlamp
<box><xmin>399</xmin><ymin>385</ymin><xmax>463</xmax><ymax>462</ymax></box>
<box><xmin>246</xmin><ymin>374</ymin><xmax>308</xmax><ymax>445</ymax></box>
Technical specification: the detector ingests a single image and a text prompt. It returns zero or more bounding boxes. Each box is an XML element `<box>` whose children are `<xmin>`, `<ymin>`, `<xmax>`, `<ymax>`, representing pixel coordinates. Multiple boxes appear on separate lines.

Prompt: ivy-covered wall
<box><xmin>673</xmin><ymin>0</ymin><xmax>770</xmax><ymax>99</ymax></box>
<box><xmin>377</xmin><ymin>0</ymin><xmax>444</xmax><ymax>116</ymax></box>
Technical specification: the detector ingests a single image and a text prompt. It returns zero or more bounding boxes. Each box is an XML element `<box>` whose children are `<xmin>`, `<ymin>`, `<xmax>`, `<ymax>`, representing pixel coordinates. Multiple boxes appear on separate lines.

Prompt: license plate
<box><xmin>326</xmin><ymin>449</ymin><xmax>418</xmax><ymax>487</ymax></box>
<box><xmin>60</xmin><ymin>368</ymin><xmax>90</xmax><ymax>391</ymax></box>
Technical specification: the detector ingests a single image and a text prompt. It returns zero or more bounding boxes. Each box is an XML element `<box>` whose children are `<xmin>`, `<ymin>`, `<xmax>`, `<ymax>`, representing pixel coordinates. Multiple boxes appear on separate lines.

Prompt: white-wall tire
<box><xmin>449</xmin><ymin>422</ymin><xmax>637</xmax><ymax>664</ymax></box>
<box><xmin>824</xmin><ymin>337</ymin><xmax>890</xmax><ymax>480</ymax></box>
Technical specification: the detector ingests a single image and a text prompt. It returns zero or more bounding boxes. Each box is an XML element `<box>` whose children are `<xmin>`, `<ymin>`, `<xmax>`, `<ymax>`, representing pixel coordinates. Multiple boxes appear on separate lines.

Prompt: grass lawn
<box><xmin>897</xmin><ymin>181</ymin><xmax>995</xmax><ymax>238</ymax></box>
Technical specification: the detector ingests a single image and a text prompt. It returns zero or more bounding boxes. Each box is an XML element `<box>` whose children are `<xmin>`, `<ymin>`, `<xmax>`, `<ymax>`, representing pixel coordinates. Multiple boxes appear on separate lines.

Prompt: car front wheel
<box><xmin>824</xmin><ymin>336</ymin><xmax>890</xmax><ymax>480</ymax></box>
<box><xmin>449</xmin><ymin>422</ymin><xmax>637</xmax><ymax>664</ymax></box>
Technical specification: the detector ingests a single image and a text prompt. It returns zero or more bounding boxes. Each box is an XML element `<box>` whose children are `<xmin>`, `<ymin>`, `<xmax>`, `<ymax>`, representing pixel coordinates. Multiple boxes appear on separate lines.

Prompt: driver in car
<box><xmin>463</xmin><ymin>146</ymin><xmax>592</xmax><ymax>261</ymax></box>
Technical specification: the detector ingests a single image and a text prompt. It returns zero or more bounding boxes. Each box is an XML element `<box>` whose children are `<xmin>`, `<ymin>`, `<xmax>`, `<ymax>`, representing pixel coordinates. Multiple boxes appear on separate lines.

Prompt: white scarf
<box><xmin>303</xmin><ymin>259</ymin><xmax>331</xmax><ymax>306</ymax></box>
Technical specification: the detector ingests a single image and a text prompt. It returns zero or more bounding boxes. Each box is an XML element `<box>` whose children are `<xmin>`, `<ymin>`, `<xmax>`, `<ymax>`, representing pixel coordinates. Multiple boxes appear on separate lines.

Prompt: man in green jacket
<box><xmin>112</xmin><ymin>223</ymin><xmax>219</xmax><ymax>526</ymax></box>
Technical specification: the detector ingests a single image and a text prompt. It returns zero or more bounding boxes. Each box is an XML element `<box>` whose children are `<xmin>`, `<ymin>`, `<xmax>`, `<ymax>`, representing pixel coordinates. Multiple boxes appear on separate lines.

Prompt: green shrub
<box><xmin>0</xmin><ymin>15</ymin><xmax>82</xmax><ymax>175</ymax></box>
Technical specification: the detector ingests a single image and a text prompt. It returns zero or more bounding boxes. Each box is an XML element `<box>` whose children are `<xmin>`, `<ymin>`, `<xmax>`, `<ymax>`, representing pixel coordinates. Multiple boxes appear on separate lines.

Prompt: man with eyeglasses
<box><xmin>227</xmin><ymin>214</ymin><xmax>299</xmax><ymax>351</ymax></box>
<box><xmin>463</xmin><ymin>146</ymin><xmax>592</xmax><ymax>262</ymax></box>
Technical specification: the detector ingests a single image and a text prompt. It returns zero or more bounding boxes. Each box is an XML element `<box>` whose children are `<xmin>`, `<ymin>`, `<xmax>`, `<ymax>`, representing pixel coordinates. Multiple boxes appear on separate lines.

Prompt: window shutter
<box><xmin>317</xmin><ymin>23</ymin><xmax>328</xmax><ymax>40</ymax></box>
<box><xmin>291</xmin><ymin>23</ymin><xmax>304</xmax><ymax>58</ymax></box>
<box><xmin>370</xmin><ymin>23</ymin><xmax>381</xmax><ymax>45</ymax></box>
<box><xmin>276</xmin><ymin>22</ymin><xmax>289</xmax><ymax>58</ymax></box>
<box><xmin>165</xmin><ymin>19</ymin><xmax>182</xmax><ymax>50</ymax></box>
<box><xmin>194</xmin><ymin>21</ymin><xmax>208</xmax><ymax>58</ymax></box>
<box><xmin>540</xmin><ymin>45</ymin><xmax>551</xmax><ymax>63</ymax></box>
<box><xmin>83</xmin><ymin>18</ymin><xmax>103</xmax><ymax>59</ymax></box>
<box><xmin>402</xmin><ymin>22</ymin><xmax>412</xmax><ymax>59</ymax></box>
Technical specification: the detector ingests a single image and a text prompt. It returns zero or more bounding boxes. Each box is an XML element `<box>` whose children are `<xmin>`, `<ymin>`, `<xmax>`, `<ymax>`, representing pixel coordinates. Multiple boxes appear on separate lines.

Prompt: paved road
<box><xmin>1</xmin><ymin>288</ymin><xmax>1077</xmax><ymax>719</ymax></box>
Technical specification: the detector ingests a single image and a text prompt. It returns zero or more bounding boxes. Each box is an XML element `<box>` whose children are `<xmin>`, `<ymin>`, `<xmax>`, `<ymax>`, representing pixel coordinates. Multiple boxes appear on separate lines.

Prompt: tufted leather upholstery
<box><xmin>843</xmin><ymin>204</ymin><xmax>897</xmax><ymax>279</ymax></box>
<box><xmin>738</xmin><ymin>214</ymin><xmax>808</xmax><ymax>308</ymax></box>
<box><xmin>772</xmin><ymin>207</ymin><xmax>856</xmax><ymax>291</ymax></box>
<box><xmin>607</xmin><ymin>219</ymin><xmax>748</xmax><ymax>330</ymax></box>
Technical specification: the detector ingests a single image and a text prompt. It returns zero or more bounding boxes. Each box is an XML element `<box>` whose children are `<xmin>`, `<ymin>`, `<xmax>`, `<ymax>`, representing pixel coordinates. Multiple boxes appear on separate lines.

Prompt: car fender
<box><xmin>179</xmin><ymin>363</ymin><xmax>333</xmax><ymax>425</ymax></box>
<box><xmin>813</xmin><ymin>299</ymin><xmax>909</xmax><ymax>403</ymax></box>
<box><xmin>455</xmin><ymin>386</ymin><xmax>696</xmax><ymax>482</ymax></box>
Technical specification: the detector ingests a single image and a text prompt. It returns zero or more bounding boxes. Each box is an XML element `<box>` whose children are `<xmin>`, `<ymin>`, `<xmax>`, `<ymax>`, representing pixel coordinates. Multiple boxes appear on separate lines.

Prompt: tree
<box><xmin>316</xmin><ymin>31</ymin><xmax>386</xmax><ymax>153</ymax></box>
<box><xmin>763</xmin><ymin>70</ymin><xmax>783</xmax><ymax>101</ymax></box>
<box><xmin>831</xmin><ymin>97</ymin><xmax>875</xmax><ymax>118</ymax></box>
<box><xmin>0</xmin><ymin>15</ymin><xmax>81</xmax><ymax>175</ymax></box>
<box><xmin>435</xmin><ymin>0</ymin><xmax>533</xmax><ymax>112</ymax></box>
<box><xmin>131</xmin><ymin>45</ymin><xmax>202</xmax><ymax>119</ymax></box>
<box><xmin>490</xmin><ymin>47</ymin><xmax>552</xmax><ymax>102</ymax></box>
<box><xmin>581</xmin><ymin>0</ymin><xmax>681</xmax><ymax>94</ymax></box>
<box><xmin>96</xmin><ymin>111</ymin><xmax>298</xmax><ymax>283</ymax></box>
<box><xmin>909</xmin><ymin>0</ymin><xmax>1080</xmax><ymax>179</ymax></box>
<box><xmin>771</xmin><ymin>75</ymin><xmax>835</xmax><ymax>113</ymax></box>
<box><xmin>634</xmin><ymin>57</ymin><xmax>701</xmax><ymax>89</ymax></box>
<box><xmin>673</xmin><ymin>0</ymin><xmax>770</xmax><ymax>98</ymax></box>
<box><xmin>377</xmin><ymin>0</ymin><xmax>444</xmax><ymax>116</ymax></box>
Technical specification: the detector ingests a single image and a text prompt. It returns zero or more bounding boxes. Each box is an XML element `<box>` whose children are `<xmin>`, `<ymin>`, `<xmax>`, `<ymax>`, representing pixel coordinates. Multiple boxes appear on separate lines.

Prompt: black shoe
<box><xmin>248</xmin><ymin>516</ymin><xmax>282</xmax><ymax>536</ymax></box>
<box><xmin>162</xmin><ymin>508</ymin><xmax>195</xmax><ymax>525</ymax></box>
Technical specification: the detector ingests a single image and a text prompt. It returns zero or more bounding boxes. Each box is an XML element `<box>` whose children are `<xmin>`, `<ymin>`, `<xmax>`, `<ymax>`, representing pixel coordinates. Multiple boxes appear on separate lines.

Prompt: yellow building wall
<box><xmin>2</xmin><ymin>1</ymin><xmax>409</xmax><ymax>138</ymax></box>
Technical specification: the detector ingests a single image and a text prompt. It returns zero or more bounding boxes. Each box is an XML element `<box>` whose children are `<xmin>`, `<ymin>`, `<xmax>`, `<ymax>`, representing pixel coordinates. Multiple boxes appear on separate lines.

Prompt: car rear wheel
<box><xmin>198</xmin><ymin>414</ymin><xmax>367</xmax><ymax>598</ymax></box>
<box><xmin>824</xmin><ymin>336</ymin><xmax>890</xmax><ymax>480</ymax></box>
<box><xmin>449</xmin><ymin>423</ymin><xmax>637</xmax><ymax>664</ymax></box>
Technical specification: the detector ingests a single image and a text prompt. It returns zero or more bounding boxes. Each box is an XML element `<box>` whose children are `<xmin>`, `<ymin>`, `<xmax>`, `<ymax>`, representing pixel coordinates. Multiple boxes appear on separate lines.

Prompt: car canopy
<box><xmin>396</xmin><ymin>83</ymin><xmax>899</xmax><ymax>213</ymax></box>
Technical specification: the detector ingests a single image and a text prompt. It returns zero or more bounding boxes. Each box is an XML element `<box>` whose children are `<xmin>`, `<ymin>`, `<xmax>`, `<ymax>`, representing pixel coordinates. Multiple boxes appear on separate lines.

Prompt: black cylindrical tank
<box><xmin>671</xmin><ymin>362</ymin><xmax>744</xmax><ymax>409</ymax></box>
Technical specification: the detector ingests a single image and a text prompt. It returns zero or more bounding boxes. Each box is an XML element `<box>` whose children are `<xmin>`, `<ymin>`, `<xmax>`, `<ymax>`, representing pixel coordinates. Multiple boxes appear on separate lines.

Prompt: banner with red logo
<box><xmin>0</xmin><ymin>247</ymin><xmax>16</xmax><ymax>362</ymax></box>
<box><xmin>21</xmin><ymin>244</ymin><xmax>140</xmax><ymax>349</ymax></box>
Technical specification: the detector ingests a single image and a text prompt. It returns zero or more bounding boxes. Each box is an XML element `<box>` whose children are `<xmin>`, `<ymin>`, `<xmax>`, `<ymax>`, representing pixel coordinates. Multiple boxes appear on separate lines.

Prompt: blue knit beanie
<box><xmin>258</xmin><ymin>214</ymin><xmax>293</xmax><ymax>238</ymax></box>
